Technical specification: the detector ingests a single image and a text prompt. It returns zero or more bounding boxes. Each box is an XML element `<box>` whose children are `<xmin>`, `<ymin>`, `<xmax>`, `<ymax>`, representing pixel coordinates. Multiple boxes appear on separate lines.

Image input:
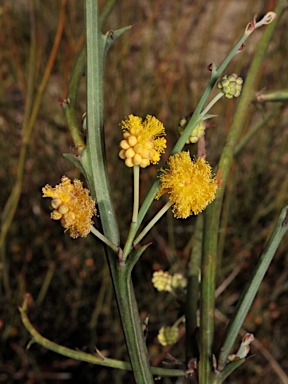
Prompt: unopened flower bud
<box><xmin>217</xmin><ymin>74</ymin><xmax>243</xmax><ymax>99</ymax></box>
<box><xmin>171</xmin><ymin>273</ymin><xmax>187</xmax><ymax>289</ymax></box>
<box><xmin>152</xmin><ymin>271</ymin><xmax>172</xmax><ymax>292</ymax></box>
<box><xmin>178</xmin><ymin>113</ymin><xmax>206</xmax><ymax>144</ymax></box>
<box><xmin>158</xmin><ymin>326</ymin><xmax>179</xmax><ymax>346</ymax></box>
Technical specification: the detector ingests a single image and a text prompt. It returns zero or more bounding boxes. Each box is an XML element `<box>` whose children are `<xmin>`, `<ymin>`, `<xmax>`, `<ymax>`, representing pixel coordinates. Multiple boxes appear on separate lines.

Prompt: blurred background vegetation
<box><xmin>0</xmin><ymin>0</ymin><xmax>287</xmax><ymax>383</ymax></box>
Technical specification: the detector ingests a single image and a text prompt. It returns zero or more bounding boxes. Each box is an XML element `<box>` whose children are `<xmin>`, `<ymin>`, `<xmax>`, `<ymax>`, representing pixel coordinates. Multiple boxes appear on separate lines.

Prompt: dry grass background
<box><xmin>0</xmin><ymin>0</ymin><xmax>288</xmax><ymax>383</ymax></box>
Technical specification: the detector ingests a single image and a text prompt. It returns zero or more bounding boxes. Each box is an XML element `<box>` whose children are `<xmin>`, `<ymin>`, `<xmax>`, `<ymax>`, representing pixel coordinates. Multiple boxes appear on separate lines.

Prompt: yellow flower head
<box><xmin>42</xmin><ymin>176</ymin><xmax>96</xmax><ymax>238</ymax></box>
<box><xmin>119</xmin><ymin>114</ymin><xmax>166</xmax><ymax>168</ymax></box>
<box><xmin>156</xmin><ymin>152</ymin><xmax>218</xmax><ymax>218</ymax></box>
<box><xmin>152</xmin><ymin>270</ymin><xmax>187</xmax><ymax>292</ymax></box>
<box><xmin>158</xmin><ymin>326</ymin><xmax>179</xmax><ymax>346</ymax></box>
<box><xmin>152</xmin><ymin>270</ymin><xmax>173</xmax><ymax>292</ymax></box>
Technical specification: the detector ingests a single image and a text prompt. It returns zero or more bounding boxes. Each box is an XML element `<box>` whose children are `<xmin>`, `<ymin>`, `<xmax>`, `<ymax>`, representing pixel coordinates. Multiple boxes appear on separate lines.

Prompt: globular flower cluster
<box><xmin>152</xmin><ymin>270</ymin><xmax>187</xmax><ymax>292</ymax></box>
<box><xmin>178</xmin><ymin>114</ymin><xmax>206</xmax><ymax>144</ymax></box>
<box><xmin>42</xmin><ymin>176</ymin><xmax>96</xmax><ymax>238</ymax></box>
<box><xmin>119</xmin><ymin>114</ymin><xmax>166</xmax><ymax>168</ymax></box>
<box><xmin>156</xmin><ymin>152</ymin><xmax>218</xmax><ymax>219</ymax></box>
<box><xmin>158</xmin><ymin>326</ymin><xmax>179</xmax><ymax>346</ymax></box>
<box><xmin>217</xmin><ymin>73</ymin><xmax>243</xmax><ymax>99</ymax></box>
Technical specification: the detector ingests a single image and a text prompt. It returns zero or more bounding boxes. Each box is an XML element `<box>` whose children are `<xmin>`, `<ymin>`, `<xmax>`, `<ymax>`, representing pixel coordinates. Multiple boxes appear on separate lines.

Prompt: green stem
<box><xmin>132</xmin><ymin>165</ymin><xmax>140</xmax><ymax>223</ymax></box>
<box><xmin>218</xmin><ymin>206</ymin><xmax>288</xmax><ymax>370</ymax></box>
<box><xmin>63</xmin><ymin>0</ymin><xmax>117</xmax><ymax>155</ymax></box>
<box><xmin>90</xmin><ymin>226</ymin><xmax>119</xmax><ymax>253</ymax></box>
<box><xmin>83</xmin><ymin>2</ymin><xmax>154</xmax><ymax>382</ymax></box>
<box><xmin>133</xmin><ymin>201</ymin><xmax>172</xmax><ymax>247</ymax></box>
<box><xmin>199</xmin><ymin>204</ymin><xmax>219</xmax><ymax>383</ymax></box>
<box><xmin>199</xmin><ymin>6</ymin><xmax>284</xmax><ymax>382</ymax></box>
<box><xmin>185</xmin><ymin>214</ymin><xmax>203</xmax><ymax>362</ymax></box>
<box><xmin>201</xmin><ymin>93</ymin><xmax>224</xmax><ymax>117</ymax></box>
<box><xmin>19</xmin><ymin>297</ymin><xmax>185</xmax><ymax>378</ymax></box>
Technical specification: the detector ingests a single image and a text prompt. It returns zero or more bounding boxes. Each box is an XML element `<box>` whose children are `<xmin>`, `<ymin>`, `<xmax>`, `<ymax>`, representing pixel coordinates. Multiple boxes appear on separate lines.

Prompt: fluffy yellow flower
<box><xmin>42</xmin><ymin>176</ymin><xmax>96</xmax><ymax>238</ymax></box>
<box><xmin>156</xmin><ymin>152</ymin><xmax>218</xmax><ymax>218</ymax></box>
<box><xmin>119</xmin><ymin>114</ymin><xmax>166</xmax><ymax>168</ymax></box>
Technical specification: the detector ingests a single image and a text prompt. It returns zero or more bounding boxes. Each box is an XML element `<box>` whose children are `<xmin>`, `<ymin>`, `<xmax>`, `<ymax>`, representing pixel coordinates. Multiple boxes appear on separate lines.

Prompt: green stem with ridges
<box><xmin>133</xmin><ymin>201</ymin><xmax>172</xmax><ymax>247</ymax></box>
<box><xmin>132</xmin><ymin>165</ymin><xmax>140</xmax><ymax>223</ymax></box>
<box><xmin>63</xmin><ymin>0</ymin><xmax>117</xmax><ymax>156</ymax></box>
<box><xmin>82</xmin><ymin>2</ymin><xmax>154</xmax><ymax>382</ymax></box>
<box><xmin>185</xmin><ymin>214</ymin><xmax>203</xmax><ymax>362</ymax></box>
<box><xmin>199</xmin><ymin>5</ymin><xmax>284</xmax><ymax>382</ymax></box>
<box><xmin>90</xmin><ymin>226</ymin><xmax>119</xmax><ymax>253</ymax></box>
<box><xmin>218</xmin><ymin>206</ymin><xmax>288</xmax><ymax>371</ymax></box>
<box><xmin>19</xmin><ymin>297</ymin><xmax>185</xmax><ymax>378</ymax></box>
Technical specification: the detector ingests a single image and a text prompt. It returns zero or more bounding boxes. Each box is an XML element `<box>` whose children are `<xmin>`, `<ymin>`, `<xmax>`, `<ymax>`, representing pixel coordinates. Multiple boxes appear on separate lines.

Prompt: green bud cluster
<box><xmin>217</xmin><ymin>74</ymin><xmax>243</xmax><ymax>99</ymax></box>
<box><xmin>178</xmin><ymin>113</ymin><xmax>206</xmax><ymax>144</ymax></box>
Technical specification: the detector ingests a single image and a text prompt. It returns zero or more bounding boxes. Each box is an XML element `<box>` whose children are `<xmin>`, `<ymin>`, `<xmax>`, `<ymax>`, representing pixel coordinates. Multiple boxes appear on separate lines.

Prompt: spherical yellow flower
<box><xmin>119</xmin><ymin>114</ymin><xmax>166</xmax><ymax>168</ymax></box>
<box><xmin>152</xmin><ymin>270</ymin><xmax>173</xmax><ymax>292</ymax></box>
<box><xmin>152</xmin><ymin>270</ymin><xmax>187</xmax><ymax>292</ymax></box>
<box><xmin>42</xmin><ymin>176</ymin><xmax>96</xmax><ymax>238</ymax></box>
<box><xmin>156</xmin><ymin>152</ymin><xmax>218</xmax><ymax>219</ymax></box>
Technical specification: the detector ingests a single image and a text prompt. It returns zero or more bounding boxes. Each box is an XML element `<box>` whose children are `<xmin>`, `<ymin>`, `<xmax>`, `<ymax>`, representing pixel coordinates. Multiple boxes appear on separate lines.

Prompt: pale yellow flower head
<box><xmin>42</xmin><ymin>176</ymin><xmax>96</xmax><ymax>238</ymax></box>
<box><xmin>152</xmin><ymin>270</ymin><xmax>187</xmax><ymax>292</ymax></box>
<box><xmin>158</xmin><ymin>326</ymin><xmax>179</xmax><ymax>346</ymax></box>
<box><xmin>119</xmin><ymin>114</ymin><xmax>166</xmax><ymax>168</ymax></box>
<box><xmin>156</xmin><ymin>152</ymin><xmax>218</xmax><ymax>219</ymax></box>
<box><xmin>178</xmin><ymin>114</ymin><xmax>206</xmax><ymax>144</ymax></box>
<box><xmin>152</xmin><ymin>271</ymin><xmax>173</xmax><ymax>292</ymax></box>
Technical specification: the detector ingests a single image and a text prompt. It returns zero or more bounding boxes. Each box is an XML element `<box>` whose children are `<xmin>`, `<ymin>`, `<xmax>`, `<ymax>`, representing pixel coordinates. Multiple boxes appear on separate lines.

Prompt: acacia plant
<box><xmin>20</xmin><ymin>1</ymin><xmax>288</xmax><ymax>383</ymax></box>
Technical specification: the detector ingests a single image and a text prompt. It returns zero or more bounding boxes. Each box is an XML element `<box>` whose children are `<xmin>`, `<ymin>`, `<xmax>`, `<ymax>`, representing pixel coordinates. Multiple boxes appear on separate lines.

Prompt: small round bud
<box><xmin>51</xmin><ymin>198</ymin><xmax>62</xmax><ymax>209</ymax></box>
<box><xmin>120</xmin><ymin>140</ymin><xmax>130</xmax><ymax>150</ymax></box>
<box><xmin>133</xmin><ymin>153</ymin><xmax>142</xmax><ymax>165</ymax></box>
<box><xmin>51</xmin><ymin>210</ymin><xmax>62</xmax><ymax>220</ymax></box>
<box><xmin>128</xmin><ymin>135</ymin><xmax>138</xmax><ymax>146</ymax></box>
<box><xmin>171</xmin><ymin>273</ymin><xmax>187</xmax><ymax>289</ymax></box>
<box><xmin>125</xmin><ymin>148</ymin><xmax>135</xmax><ymax>159</ymax></box>
<box><xmin>58</xmin><ymin>204</ymin><xmax>69</xmax><ymax>215</ymax></box>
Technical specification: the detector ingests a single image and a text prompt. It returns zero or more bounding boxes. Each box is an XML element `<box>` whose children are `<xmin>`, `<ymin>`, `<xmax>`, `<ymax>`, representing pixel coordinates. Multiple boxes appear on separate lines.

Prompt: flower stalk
<box><xmin>82</xmin><ymin>1</ymin><xmax>154</xmax><ymax>382</ymax></box>
<box><xmin>132</xmin><ymin>165</ymin><xmax>140</xmax><ymax>223</ymax></box>
<box><xmin>199</xmin><ymin>7</ymin><xmax>283</xmax><ymax>383</ymax></box>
